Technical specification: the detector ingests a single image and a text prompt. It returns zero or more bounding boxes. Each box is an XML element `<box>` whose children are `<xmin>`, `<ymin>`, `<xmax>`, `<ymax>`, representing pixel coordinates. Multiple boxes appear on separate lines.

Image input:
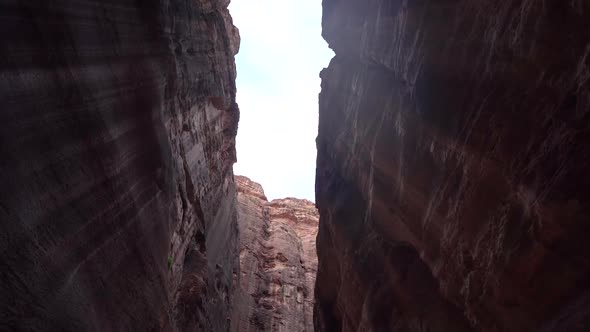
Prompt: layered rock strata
<box><xmin>0</xmin><ymin>1</ymin><xmax>240</xmax><ymax>331</ymax></box>
<box><xmin>231</xmin><ymin>175</ymin><xmax>318</xmax><ymax>332</ymax></box>
<box><xmin>315</xmin><ymin>1</ymin><xmax>590</xmax><ymax>331</ymax></box>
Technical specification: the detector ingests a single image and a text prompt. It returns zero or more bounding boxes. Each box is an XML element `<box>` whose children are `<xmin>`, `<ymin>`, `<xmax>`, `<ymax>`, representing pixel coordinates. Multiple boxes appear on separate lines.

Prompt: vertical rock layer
<box><xmin>315</xmin><ymin>1</ymin><xmax>590</xmax><ymax>331</ymax></box>
<box><xmin>231</xmin><ymin>175</ymin><xmax>318</xmax><ymax>332</ymax></box>
<box><xmin>1</xmin><ymin>0</ymin><xmax>240</xmax><ymax>331</ymax></box>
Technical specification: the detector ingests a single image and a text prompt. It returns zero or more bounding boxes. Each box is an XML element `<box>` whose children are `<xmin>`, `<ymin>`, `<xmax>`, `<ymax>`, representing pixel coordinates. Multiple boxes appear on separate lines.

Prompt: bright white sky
<box><xmin>229</xmin><ymin>0</ymin><xmax>334</xmax><ymax>201</ymax></box>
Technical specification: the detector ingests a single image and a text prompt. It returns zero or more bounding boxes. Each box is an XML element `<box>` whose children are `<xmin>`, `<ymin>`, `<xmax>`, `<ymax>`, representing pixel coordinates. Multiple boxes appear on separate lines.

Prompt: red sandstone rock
<box><xmin>315</xmin><ymin>1</ymin><xmax>590</xmax><ymax>331</ymax></box>
<box><xmin>231</xmin><ymin>175</ymin><xmax>318</xmax><ymax>332</ymax></box>
<box><xmin>0</xmin><ymin>1</ymin><xmax>240</xmax><ymax>331</ymax></box>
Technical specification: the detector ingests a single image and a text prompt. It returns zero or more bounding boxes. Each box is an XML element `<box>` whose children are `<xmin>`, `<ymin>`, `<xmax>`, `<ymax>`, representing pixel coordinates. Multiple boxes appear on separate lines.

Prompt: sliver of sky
<box><xmin>228</xmin><ymin>0</ymin><xmax>334</xmax><ymax>201</ymax></box>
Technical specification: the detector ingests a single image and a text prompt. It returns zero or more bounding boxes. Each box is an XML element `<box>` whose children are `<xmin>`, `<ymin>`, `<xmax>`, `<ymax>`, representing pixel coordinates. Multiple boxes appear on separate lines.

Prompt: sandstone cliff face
<box><xmin>231</xmin><ymin>175</ymin><xmax>318</xmax><ymax>332</ymax></box>
<box><xmin>1</xmin><ymin>1</ymin><xmax>240</xmax><ymax>331</ymax></box>
<box><xmin>315</xmin><ymin>1</ymin><xmax>590</xmax><ymax>332</ymax></box>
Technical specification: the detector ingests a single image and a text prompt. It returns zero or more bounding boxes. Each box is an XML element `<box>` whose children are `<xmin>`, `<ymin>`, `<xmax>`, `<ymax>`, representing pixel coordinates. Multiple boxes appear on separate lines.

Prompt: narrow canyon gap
<box><xmin>228</xmin><ymin>0</ymin><xmax>333</xmax><ymax>201</ymax></box>
<box><xmin>314</xmin><ymin>1</ymin><xmax>590</xmax><ymax>331</ymax></box>
<box><xmin>2</xmin><ymin>0</ymin><xmax>590</xmax><ymax>332</ymax></box>
<box><xmin>0</xmin><ymin>0</ymin><xmax>320</xmax><ymax>331</ymax></box>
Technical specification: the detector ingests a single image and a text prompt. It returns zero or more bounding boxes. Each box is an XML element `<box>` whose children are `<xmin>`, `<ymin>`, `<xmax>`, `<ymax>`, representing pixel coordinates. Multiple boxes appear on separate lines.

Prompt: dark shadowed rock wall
<box><xmin>231</xmin><ymin>175</ymin><xmax>318</xmax><ymax>332</ymax></box>
<box><xmin>315</xmin><ymin>1</ymin><xmax>590</xmax><ymax>331</ymax></box>
<box><xmin>0</xmin><ymin>0</ymin><xmax>240</xmax><ymax>331</ymax></box>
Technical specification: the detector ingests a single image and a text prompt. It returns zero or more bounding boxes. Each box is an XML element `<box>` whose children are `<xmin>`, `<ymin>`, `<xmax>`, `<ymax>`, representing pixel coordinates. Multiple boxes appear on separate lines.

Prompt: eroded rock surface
<box><xmin>315</xmin><ymin>1</ymin><xmax>590</xmax><ymax>332</ymax></box>
<box><xmin>231</xmin><ymin>175</ymin><xmax>318</xmax><ymax>332</ymax></box>
<box><xmin>1</xmin><ymin>1</ymin><xmax>240</xmax><ymax>331</ymax></box>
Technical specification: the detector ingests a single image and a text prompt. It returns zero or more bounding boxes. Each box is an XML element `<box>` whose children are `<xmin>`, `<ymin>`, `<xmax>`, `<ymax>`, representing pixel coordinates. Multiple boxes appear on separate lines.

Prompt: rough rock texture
<box><xmin>315</xmin><ymin>1</ymin><xmax>590</xmax><ymax>332</ymax></box>
<box><xmin>231</xmin><ymin>175</ymin><xmax>318</xmax><ymax>332</ymax></box>
<box><xmin>1</xmin><ymin>1</ymin><xmax>240</xmax><ymax>331</ymax></box>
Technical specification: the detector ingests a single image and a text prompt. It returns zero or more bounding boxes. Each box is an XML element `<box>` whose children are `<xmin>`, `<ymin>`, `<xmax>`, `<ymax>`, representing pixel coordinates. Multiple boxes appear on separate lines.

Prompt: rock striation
<box><xmin>1</xmin><ymin>0</ymin><xmax>240</xmax><ymax>331</ymax></box>
<box><xmin>231</xmin><ymin>175</ymin><xmax>318</xmax><ymax>332</ymax></box>
<box><xmin>315</xmin><ymin>1</ymin><xmax>590</xmax><ymax>332</ymax></box>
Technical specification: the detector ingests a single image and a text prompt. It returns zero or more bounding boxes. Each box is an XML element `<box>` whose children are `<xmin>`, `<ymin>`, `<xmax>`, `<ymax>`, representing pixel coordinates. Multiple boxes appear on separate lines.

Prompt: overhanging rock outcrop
<box><xmin>315</xmin><ymin>1</ymin><xmax>590</xmax><ymax>331</ymax></box>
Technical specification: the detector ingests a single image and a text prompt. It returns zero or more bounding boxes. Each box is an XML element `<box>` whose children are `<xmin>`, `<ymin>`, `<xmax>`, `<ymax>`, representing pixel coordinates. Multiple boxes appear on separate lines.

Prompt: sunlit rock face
<box><xmin>0</xmin><ymin>0</ymin><xmax>240</xmax><ymax>331</ymax></box>
<box><xmin>231</xmin><ymin>175</ymin><xmax>318</xmax><ymax>332</ymax></box>
<box><xmin>315</xmin><ymin>1</ymin><xmax>590</xmax><ymax>331</ymax></box>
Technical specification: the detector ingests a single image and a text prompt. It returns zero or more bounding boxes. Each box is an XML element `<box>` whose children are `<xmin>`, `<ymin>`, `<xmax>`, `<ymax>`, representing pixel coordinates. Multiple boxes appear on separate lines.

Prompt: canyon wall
<box><xmin>231</xmin><ymin>175</ymin><xmax>318</xmax><ymax>332</ymax></box>
<box><xmin>315</xmin><ymin>1</ymin><xmax>590</xmax><ymax>332</ymax></box>
<box><xmin>0</xmin><ymin>0</ymin><xmax>240</xmax><ymax>331</ymax></box>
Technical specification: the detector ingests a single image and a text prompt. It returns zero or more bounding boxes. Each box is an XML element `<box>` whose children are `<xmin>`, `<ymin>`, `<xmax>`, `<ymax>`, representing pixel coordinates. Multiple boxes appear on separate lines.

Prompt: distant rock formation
<box><xmin>0</xmin><ymin>1</ymin><xmax>240</xmax><ymax>331</ymax></box>
<box><xmin>231</xmin><ymin>175</ymin><xmax>318</xmax><ymax>332</ymax></box>
<box><xmin>315</xmin><ymin>0</ymin><xmax>590</xmax><ymax>331</ymax></box>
